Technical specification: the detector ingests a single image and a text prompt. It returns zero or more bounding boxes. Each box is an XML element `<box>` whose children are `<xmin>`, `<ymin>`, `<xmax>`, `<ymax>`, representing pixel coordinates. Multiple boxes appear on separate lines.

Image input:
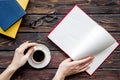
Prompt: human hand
<box><xmin>53</xmin><ymin>56</ymin><xmax>93</xmax><ymax>80</ymax></box>
<box><xmin>9</xmin><ymin>41</ymin><xmax>37</xmax><ymax>70</ymax></box>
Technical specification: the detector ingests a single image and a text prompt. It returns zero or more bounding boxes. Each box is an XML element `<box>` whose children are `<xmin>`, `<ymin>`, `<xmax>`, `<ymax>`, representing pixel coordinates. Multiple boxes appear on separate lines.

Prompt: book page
<box><xmin>87</xmin><ymin>42</ymin><xmax>119</xmax><ymax>75</ymax></box>
<box><xmin>48</xmin><ymin>5</ymin><xmax>98</xmax><ymax>58</ymax></box>
<box><xmin>48</xmin><ymin>5</ymin><xmax>117</xmax><ymax>60</ymax></box>
<box><xmin>70</xmin><ymin>25</ymin><xmax>117</xmax><ymax>60</ymax></box>
<box><xmin>48</xmin><ymin>5</ymin><xmax>119</xmax><ymax>75</ymax></box>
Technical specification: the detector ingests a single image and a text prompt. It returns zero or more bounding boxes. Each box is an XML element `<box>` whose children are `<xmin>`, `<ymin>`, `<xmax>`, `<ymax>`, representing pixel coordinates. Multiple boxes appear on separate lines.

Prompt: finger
<box><xmin>71</xmin><ymin>56</ymin><xmax>93</xmax><ymax>65</ymax></box>
<box><xmin>64</xmin><ymin>58</ymin><xmax>72</xmax><ymax>62</ymax></box>
<box><xmin>78</xmin><ymin>60</ymin><xmax>92</xmax><ymax>70</ymax></box>
<box><xmin>25</xmin><ymin>47</ymin><xmax>34</xmax><ymax>58</ymax></box>
<box><xmin>80</xmin><ymin>56</ymin><xmax>94</xmax><ymax>60</ymax></box>
<box><xmin>78</xmin><ymin>66</ymin><xmax>90</xmax><ymax>72</ymax></box>
<box><xmin>19</xmin><ymin>43</ymin><xmax>37</xmax><ymax>53</ymax></box>
<box><xmin>19</xmin><ymin>41</ymin><xmax>29</xmax><ymax>47</ymax></box>
<box><xmin>75</xmin><ymin>60</ymin><xmax>92</xmax><ymax>70</ymax></box>
<box><xmin>80</xmin><ymin>57</ymin><xmax>93</xmax><ymax>66</ymax></box>
<box><xmin>19</xmin><ymin>41</ymin><xmax>37</xmax><ymax>49</ymax></box>
<box><xmin>71</xmin><ymin>66</ymin><xmax>90</xmax><ymax>75</ymax></box>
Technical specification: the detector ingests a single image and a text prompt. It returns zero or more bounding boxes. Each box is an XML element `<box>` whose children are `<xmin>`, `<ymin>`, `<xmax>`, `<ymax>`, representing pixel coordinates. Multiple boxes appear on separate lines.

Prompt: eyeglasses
<box><xmin>29</xmin><ymin>11</ymin><xmax>58</xmax><ymax>28</ymax></box>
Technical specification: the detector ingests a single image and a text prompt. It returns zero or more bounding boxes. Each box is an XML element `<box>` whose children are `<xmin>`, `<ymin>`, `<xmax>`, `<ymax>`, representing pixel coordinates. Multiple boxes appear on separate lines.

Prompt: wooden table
<box><xmin>0</xmin><ymin>0</ymin><xmax>120</xmax><ymax>80</ymax></box>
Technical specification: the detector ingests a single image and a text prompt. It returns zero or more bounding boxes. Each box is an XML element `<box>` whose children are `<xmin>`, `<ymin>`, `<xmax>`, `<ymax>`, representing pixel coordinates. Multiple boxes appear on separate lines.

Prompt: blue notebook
<box><xmin>0</xmin><ymin>0</ymin><xmax>26</xmax><ymax>31</ymax></box>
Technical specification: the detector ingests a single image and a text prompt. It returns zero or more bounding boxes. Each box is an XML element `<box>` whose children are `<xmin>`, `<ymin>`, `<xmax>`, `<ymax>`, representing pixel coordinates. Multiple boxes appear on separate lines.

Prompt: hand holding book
<box><xmin>48</xmin><ymin>5</ymin><xmax>119</xmax><ymax>75</ymax></box>
<box><xmin>53</xmin><ymin>56</ymin><xmax>93</xmax><ymax>80</ymax></box>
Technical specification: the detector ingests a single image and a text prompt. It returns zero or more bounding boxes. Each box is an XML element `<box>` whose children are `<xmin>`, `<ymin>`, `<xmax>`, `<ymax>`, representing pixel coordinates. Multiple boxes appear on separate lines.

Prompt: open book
<box><xmin>48</xmin><ymin>5</ymin><xmax>119</xmax><ymax>75</ymax></box>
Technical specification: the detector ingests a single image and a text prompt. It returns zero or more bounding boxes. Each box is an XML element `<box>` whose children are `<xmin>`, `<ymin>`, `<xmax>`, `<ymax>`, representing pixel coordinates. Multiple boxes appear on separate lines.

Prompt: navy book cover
<box><xmin>0</xmin><ymin>0</ymin><xmax>26</xmax><ymax>31</ymax></box>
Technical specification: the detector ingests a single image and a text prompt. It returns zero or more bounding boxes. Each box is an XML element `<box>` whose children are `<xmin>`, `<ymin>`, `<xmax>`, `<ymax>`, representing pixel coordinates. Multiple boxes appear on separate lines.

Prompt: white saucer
<box><xmin>28</xmin><ymin>44</ymin><xmax>51</xmax><ymax>69</ymax></box>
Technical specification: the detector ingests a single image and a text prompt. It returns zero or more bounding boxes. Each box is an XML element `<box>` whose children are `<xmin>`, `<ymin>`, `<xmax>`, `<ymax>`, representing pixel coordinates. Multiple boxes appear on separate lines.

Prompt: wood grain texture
<box><xmin>0</xmin><ymin>51</ymin><xmax>120</xmax><ymax>69</ymax></box>
<box><xmin>10</xmin><ymin>69</ymin><xmax>120</xmax><ymax>80</ymax></box>
<box><xmin>0</xmin><ymin>0</ymin><xmax>120</xmax><ymax>80</ymax></box>
<box><xmin>0</xmin><ymin>69</ymin><xmax>120</xmax><ymax>80</ymax></box>
<box><xmin>27</xmin><ymin>0</ymin><xmax>120</xmax><ymax>14</ymax></box>
<box><xmin>0</xmin><ymin>33</ymin><xmax>120</xmax><ymax>51</ymax></box>
<box><xmin>19</xmin><ymin>14</ymin><xmax>120</xmax><ymax>32</ymax></box>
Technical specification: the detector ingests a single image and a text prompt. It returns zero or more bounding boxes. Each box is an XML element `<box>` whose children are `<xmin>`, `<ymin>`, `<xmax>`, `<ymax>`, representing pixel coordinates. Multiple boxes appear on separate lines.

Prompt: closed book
<box><xmin>0</xmin><ymin>0</ymin><xmax>26</xmax><ymax>31</ymax></box>
<box><xmin>0</xmin><ymin>0</ymin><xmax>29</xmax><ymax>38</ymax></box>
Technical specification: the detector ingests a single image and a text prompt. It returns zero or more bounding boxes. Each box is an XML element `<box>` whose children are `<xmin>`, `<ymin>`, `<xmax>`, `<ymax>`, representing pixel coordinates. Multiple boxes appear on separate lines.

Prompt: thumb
<box><xmin>65</xmin><ymin>58</ymin><xmax>73</xmax><ymax>62</ymax></box>
<box><xmin>25</xmin><ymin>48</ymin><xmax>34</xmax><ymax>58</ymax></box>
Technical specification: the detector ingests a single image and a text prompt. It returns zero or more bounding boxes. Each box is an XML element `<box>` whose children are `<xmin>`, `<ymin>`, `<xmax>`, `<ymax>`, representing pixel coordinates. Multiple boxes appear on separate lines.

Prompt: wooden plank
<box><xmin>66</xmin><ymin>70</ymin><xmax>120</xmax><ymax>80</ymax></box>
<box><xmin>29</xmin><ymin>0</ymin><xmax>120</xmax><ymax>4</ymax></box>
<box><xmin>0</xmin><ymin>33</ymin><xmax>120</xmax><ymax>51</ymax></box>
<box><xmin>0</xmin><ymin>51</ymin><xmax>119</xmax><ymax>69</ymax></box>
<box><xmin>0</xmin><ymin>69</ymin><xmax>120</xmax><ymax>80</ymax></box>
<box><xmin>20</xmin><ymin>14</ymin><xmax>120</xmax><ymax>32</ymax></box>
<box><xmin>26</xmin><ymin>0</ymin><xmax>120</xmax><ymax>14</ymax></box>
<box><xmin>0</xmin><ymin>0</ymin><xmax>119</xmax><ymax>80</ymax></box>
<box><xmin>1</xmin><ymin>32</ymin><xmax>120</xmax><ymax>49</ymax></box>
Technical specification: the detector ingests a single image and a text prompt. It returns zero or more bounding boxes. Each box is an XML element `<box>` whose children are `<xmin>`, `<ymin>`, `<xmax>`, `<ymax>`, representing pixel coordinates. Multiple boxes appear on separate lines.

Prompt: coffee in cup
<box><xmin>32</xmin><ymin>50</ymin><xmax>45</xmax><ymax>63</ymax></box>
<box><xmin>28</xmin><ymin>44</ymin><xmax>51</xmax><ymax>69</ymax></box>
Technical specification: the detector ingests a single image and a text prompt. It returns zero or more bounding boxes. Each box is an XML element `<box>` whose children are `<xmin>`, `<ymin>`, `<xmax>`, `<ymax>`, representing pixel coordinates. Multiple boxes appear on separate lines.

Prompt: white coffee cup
<box><xmin>28</xmin><ymin>44</ymin><xmax>51</xmax><ymax>69</ymax></box>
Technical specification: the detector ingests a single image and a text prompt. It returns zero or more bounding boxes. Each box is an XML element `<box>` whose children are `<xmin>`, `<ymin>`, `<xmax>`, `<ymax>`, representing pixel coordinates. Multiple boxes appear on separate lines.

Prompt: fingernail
<box><xmin>89</xmin><ymin>56</ymin><xmax>94</xmax><ymax>59</ymax></box>
<box><xmin>34</xmin><ymin>43</ymin><xmax>38</xmax><ymax>45</ymax></box>
<box><xmin>26</xmin><ymin>41</ymin><xmax>29</xmax><ymax>43</ymax></box>
<box><xmin>30</xmin><ymin>48</ymin><xmax>34</xmax><ymax>51</ymax></box>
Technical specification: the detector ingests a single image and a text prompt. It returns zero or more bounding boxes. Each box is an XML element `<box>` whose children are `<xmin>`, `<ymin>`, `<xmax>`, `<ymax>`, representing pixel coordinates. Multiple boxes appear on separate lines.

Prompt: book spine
<box><xmin>118</xmin><ymin>42</ymin><xmax>120</xmax><ymax>45</ymax></box>
<box><xmin>116</xmin><ymin>39</ymin><xmax>120</xmax><ymax>45</ymax></box>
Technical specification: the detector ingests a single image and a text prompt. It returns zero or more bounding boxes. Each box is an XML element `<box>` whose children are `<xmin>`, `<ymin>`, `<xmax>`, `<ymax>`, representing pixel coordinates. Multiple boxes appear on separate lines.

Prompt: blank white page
<box><xmin>48</xmin><ymin>5</ymin><xmax>119</xmax><ymax>75</ymax></box>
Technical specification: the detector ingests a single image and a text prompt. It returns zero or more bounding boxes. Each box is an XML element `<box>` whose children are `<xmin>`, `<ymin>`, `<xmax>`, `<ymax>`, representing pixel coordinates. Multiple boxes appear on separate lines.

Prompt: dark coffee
<box><xmin>33</xmin><ymin>50</ymin><xmax>45</xmax><ymax>62</ymax></box>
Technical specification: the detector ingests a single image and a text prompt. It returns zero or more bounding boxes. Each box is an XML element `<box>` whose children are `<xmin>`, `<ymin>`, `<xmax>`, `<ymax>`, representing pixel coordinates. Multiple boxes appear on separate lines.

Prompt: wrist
<box><xmin>53</xmin><ymin>70</ymin><xmax>65</xmax><ymax>80</ymax></box>
<box><xmin>0</xmin><ymin>64</ymin><xmax>18</xmax><ymax>80</ymax></box>
<box><xmin>8</xmin><ymin>64</ymin><xmax>19</xmax><ymax>71</ymax></box>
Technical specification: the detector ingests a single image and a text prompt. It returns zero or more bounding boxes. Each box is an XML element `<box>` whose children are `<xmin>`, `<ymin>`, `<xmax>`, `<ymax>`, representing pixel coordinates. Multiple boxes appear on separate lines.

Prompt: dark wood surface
<box><xmin>0</xmin><ymin>0</ymin><xmax>120</xmax><ymax>80</ymax></box>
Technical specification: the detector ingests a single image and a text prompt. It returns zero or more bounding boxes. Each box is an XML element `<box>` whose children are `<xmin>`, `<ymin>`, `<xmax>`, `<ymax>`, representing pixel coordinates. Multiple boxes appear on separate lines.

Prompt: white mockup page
<box><xmin>48</xmin><ymin>5</ymin><xmax>119</xmax><ymax>75</ymax></box>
